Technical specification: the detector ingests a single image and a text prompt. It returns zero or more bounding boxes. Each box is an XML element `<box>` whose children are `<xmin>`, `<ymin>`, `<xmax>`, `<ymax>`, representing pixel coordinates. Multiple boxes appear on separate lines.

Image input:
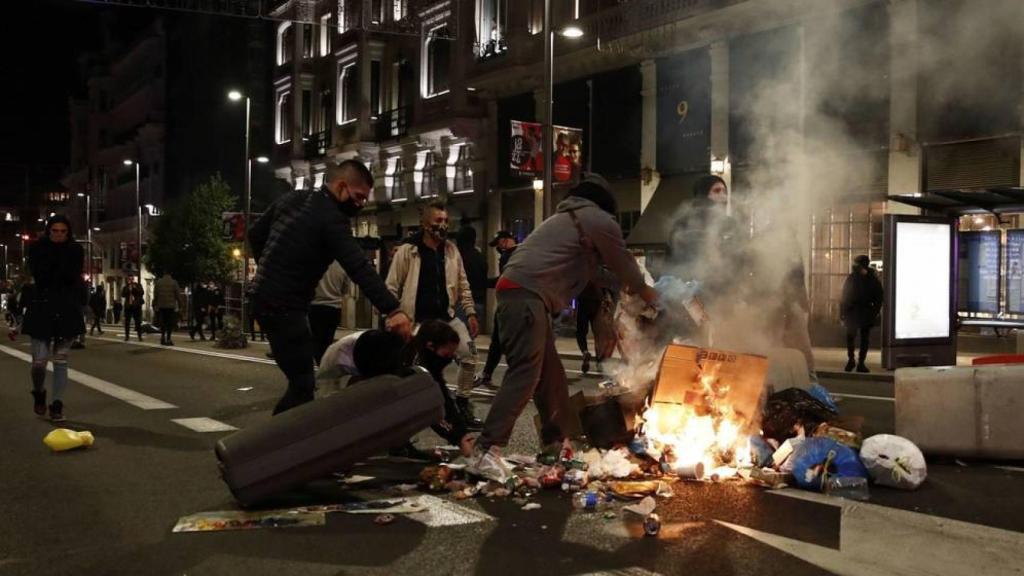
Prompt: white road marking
<box><xmin>405</xmin><ymin>494</ymin><xmax>494</xmax><ymax>527</ymax></box>
<box><xmin>88</xmin><ymin>335</ymin><xmax>277</xmax><ymax>365</ymax></box>
<box><xmin>0</xmin><ymin>344</ymin><xmax>177</xmax><ymax>410</ymax></box>
<box><xmin>830</xmin><ymin>392</ymin><xmax>894</xmax><ymax>403</ymax></box>
<box><xmin>171</xmin><ymin>417</ymin><xmax>237</xmax><ymax>432</ymax></box>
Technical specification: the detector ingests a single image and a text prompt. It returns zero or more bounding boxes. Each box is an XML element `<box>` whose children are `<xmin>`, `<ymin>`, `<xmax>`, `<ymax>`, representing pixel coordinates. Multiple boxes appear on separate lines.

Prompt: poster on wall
<box><xmin>894</xmin><ymin>221</ymin><xmax>952</xmax><ymax>340</ymax></box>
<box><xmin>509</xmin><ymin>120</ymin><xmax>583</xmax><ymax>182</ymax></box>
<box><xmin>957</xmin><ymin>230</ymin><xmax>1000</xmax><ymax>313</ymax></box>
<box><xmin>1006</xmin><ymin>230</ymin><xmax>1024</xmax><ymax>313</ymax></box>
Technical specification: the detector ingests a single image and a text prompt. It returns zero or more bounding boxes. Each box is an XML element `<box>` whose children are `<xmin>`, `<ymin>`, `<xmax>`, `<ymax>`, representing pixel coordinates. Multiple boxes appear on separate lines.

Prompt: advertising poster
<box><xmin>894</xmin><ymin>222</ymin><xmax>951</xmax><ymax>339</ymax></box>
<box><xmin>957</xmin><ymin>230</ymin><xmax>1000</xmax><ymax>313</ymax></box>
<box><xmin>1006</xmin><ymin>230</ymin><xmax>1024</xmax><ymax>313</ymax></box>
<box><xmin>510</xmin><ymin>120</ymin><xmax>583</xmax><ymax>182</ymax></box>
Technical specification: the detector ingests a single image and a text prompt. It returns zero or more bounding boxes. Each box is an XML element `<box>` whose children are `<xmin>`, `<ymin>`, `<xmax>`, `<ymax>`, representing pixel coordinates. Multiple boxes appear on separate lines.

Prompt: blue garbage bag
<box><xmin>791</xmin><ymin>437</ymin><xmax>868</xmax><ymax>491</ymax></box>
<box><xmin>749</xmin><ymin>435</ymin><xmax>775</xmax><ymax>467</ymax></box>
<box><xmin>808</xmin><ymin>383</ymin><xmax>839</xmax><ymax>413</ymax></box>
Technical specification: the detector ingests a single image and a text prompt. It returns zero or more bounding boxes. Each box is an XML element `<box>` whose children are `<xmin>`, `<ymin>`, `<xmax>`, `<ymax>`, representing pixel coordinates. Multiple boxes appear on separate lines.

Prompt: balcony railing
<box><xmin>377</xmin><ymin>107</ymin><xmax>411</xmax><ymax>141</ymax></box>
<box><xmin>305</xmin><ymin>129</ymin><xmax>333</xmax><ymax>158</ymax></box>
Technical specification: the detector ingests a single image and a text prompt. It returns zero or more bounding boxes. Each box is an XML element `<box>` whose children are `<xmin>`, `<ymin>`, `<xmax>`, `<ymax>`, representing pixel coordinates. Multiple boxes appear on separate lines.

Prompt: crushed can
<box><xmin>643</xmin><ymin>513</ymin><xmax>661</xmax><ymax>537</ymax></box>
<box><xmin>561</xmin><ymin>468</ymin><xmax>589</xmax><ymax>492</ymax></box>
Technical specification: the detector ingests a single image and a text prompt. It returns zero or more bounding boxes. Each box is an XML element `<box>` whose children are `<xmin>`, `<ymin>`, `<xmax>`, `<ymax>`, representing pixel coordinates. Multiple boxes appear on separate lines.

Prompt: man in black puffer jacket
<box><xmin>249</xmin><ymin>160</ymin><xmax>412</xmax><ymax>414</ymax></box>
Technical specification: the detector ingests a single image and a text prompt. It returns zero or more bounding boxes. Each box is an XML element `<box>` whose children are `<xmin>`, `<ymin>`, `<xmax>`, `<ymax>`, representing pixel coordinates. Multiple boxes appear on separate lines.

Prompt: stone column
<box><xmin>888</xmin><ymin>0</ymin><xmax>922</xmax><ymax>214</ymax></box>
<box><xmin>639</xmin><ymin>59</ymin><xmax>658</xmax><ymax>213</ymax></box>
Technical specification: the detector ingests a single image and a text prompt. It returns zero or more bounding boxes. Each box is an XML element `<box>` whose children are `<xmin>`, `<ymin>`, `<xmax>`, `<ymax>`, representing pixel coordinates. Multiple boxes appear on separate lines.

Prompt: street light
<box><xmin>1</xmin><ymin>243</ymin><xmax>7</xmax><ymax>283</ymax></box>
<box><xmin>540</xmin><ymin>3</ymin><xmax>583</xmax><ymax>221</ymax></box>
<box><xmin>228</xmin><ymin>89</ymin><xmax>252</xmax><ymax>339</ymax></box>
<box><xmin>123</xmin><ymin>158</ymin><xmax>143</xmax><ymax>281</ymax></box>
<box><xmin>77</xmin><ymin>192</ymin><xmax>93</xmax><ymax>284</ymax></box>
<box><xmin>255</xmin><ymin>156</ymin><xmax>270</xmax><ymax>164</ymax></box>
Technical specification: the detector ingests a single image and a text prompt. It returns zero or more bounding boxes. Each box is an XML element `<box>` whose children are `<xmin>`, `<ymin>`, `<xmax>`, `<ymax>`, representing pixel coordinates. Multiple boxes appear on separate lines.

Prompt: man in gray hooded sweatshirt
<box><xmin>467</xmin><ymin>174</ymin><xmax>658</xmax><ymax>480</ymax></box>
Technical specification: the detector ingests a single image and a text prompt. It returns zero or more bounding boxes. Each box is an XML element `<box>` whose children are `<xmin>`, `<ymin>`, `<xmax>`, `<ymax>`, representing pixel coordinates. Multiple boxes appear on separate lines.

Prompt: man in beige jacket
<box><xmin>386</xmin><ymin>201</ymin><xmax>482</xmax><ymax>427</ymax></box>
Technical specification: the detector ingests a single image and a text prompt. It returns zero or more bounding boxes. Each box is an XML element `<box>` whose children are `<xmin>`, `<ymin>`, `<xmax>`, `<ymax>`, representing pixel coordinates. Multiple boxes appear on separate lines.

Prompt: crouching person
<box><xmin>466</xmin><ymin>174</ymin><xmax>659</xmax><ymax>481</ymax></box>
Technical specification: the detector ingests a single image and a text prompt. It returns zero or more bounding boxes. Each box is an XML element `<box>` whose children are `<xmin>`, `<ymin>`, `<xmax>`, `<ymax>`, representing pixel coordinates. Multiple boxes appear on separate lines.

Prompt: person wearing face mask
<box><xmin>475</xmin><ymin>230</ymin><xmax>517</xmax><ymax>389</ymax></box>
<box><xmin>840</xmin><ymin>255</ymin><xmax>884</xmax><ymax>373</ymax></box>
<box><xmin>248</xmin><ymin>159</ymin><xmax>412</xmax><ymax>415</ymax></box>
<box><xmin>21</xmin><ymin>216</ymin><xmax>86</xmax><ymax>422</ymax></box>
<box><xmin>385</xmin><ymin>201</ymin><xmax>482</xmax><ymax>428</ymax></box>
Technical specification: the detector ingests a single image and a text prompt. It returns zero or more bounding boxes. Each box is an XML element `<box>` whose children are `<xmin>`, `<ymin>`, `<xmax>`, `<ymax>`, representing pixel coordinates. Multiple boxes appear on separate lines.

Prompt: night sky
<box><xmin>0</xmin><ymin>0</ymin><xmax>153</xmax><ymax>206</ymax></box>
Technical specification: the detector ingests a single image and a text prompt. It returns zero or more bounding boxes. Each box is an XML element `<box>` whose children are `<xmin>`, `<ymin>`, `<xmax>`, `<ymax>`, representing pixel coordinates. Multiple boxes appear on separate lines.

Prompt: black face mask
<box><xmin>420</xmin><ymin>349</ymin><xmax>454</xmax><ymax>374</ymax></box>
<box><xmin>339</xmin><ymin>198</ymin><xmax>362</xmax><ymax>217</ymax></box>
<box><xmin>428</xmin><ymin>224</ymin><xmax>448</xmax><ymax>240</ymax></box>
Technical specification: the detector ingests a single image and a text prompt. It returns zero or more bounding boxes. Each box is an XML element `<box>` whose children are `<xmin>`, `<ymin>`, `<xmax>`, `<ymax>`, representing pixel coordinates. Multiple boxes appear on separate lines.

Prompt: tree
<box><xmin>147</xmin><ymin>174</ymin><xmax>235</xmax><ymax>285</ymax></box>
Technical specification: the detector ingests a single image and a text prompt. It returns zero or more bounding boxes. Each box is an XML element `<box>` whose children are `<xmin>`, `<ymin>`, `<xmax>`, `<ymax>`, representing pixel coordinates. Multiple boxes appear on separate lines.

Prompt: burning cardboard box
<box><xmin>640</xmin><ymin>344</ymin><xmax>769</xmax><ymax>476</ymax></box>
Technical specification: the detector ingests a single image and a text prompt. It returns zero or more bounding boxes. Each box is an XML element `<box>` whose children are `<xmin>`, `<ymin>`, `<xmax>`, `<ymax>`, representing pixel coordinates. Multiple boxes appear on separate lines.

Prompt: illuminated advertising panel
<box><xmin>894</xmin><ymin>221</ymin><xmax>952</xmax><ymax>340</ymax></box>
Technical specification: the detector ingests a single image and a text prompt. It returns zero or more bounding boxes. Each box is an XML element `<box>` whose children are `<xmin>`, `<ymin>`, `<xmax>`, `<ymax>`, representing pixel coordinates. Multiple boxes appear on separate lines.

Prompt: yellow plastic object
<box><xmin>43</xmin><ymin>428</ymin><xmax>95</xmax><ymax>452</ymax></box>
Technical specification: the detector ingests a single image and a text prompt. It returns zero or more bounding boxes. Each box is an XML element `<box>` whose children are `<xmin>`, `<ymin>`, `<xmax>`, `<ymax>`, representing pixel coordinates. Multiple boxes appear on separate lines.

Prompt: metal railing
<box><xmin>376</xmin><ymin>106</ymin><xmax>411</xmax><ymax>141</ymax></box>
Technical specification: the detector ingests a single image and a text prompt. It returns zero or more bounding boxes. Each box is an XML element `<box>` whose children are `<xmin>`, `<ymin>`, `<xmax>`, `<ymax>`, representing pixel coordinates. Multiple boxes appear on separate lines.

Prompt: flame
<box><xmin>638</xmin><ymin>371</ymin><xmax>753</xmax><ymax>476</ymax></box>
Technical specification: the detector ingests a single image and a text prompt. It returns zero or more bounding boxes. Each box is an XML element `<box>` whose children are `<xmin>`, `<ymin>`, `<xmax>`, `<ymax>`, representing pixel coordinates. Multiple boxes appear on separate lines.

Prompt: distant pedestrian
<box><xmin>386</xmin><ymin>201</ymin><xmax>482</xmax><ymax>428</ymax></box>
<box><xmin>21</xmin><ymin>215</ymin><xmax>86</xmax><ymax>422</ymax></box>
<box><xmin>309</xmin><ymin>261</ymin><xmax>350</xmax><ymax>366</ymax></box>
<box><xmin>112</xmin><ymin>298</ymin><xmax>123</xmax><ymax>325</ymax></box>
<box><xmin>245</xmin><ymin>294</ymin><xmax>265</xmax><ymax>342</ymax></box>
<box><xmin>189</xmin><ymin>282</ymin><xmax>209</xmax><ymax>341</ymax></box>
<box><xmin>456</xmin><ymin>225</ymin><xmax>487</xmax><ymax>316</ymax></box>
<box><xmin>122</xmin><ymin>276</ymin><xmax>145</xmax><ymax>342</ymax></box>
<box><xmin>248</xmin><ymin>159</ymin><xmax>411</xmax><ymax>415</ymax></box>
<box><xmin>152</xmin><ymin>271</ymin><xmax>183</xmax><ymax>346</ymax></box>
<box><xmin>89</xmin><ymin>285</ymin><xmax>107</xmax><ymax>335</ymax></box>
<box><xmin>475</xmin><ymin>230</ymin><xmax>517</xmax><ymax>389</ymax></box>
<box><xmin>207</xmin><ymin>282</ymin><xmax>225</xmax><ymax>337</ymax></box>
<box><xmin>840</xmin><ymin>255</ymin><xmax>884</xmax><ymax>373</ymax></box>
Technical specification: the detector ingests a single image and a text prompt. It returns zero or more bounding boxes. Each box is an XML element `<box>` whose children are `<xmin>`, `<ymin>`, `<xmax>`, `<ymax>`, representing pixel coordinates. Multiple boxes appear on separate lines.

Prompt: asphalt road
<box><xmin>1</xmin><ymin>331</ymin><xmax>1022</xmax><ymax>576</ymax></box>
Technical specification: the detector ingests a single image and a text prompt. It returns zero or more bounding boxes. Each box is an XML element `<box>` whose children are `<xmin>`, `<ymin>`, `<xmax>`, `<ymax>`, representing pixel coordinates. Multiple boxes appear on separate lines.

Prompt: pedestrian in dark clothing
<box><xmin>575</xmin><ymin>281</ymin><xmax>611</xmax><ymax>374</ymax></box>
<box><xmin>245</xmin><ymin>294</ymin><xmax>265</xmax><ymax>342</ymax></box>
<box><xmin>122</xmin><ymin>277</ymin><xmax>145</xmax><ymax>341</ymax></box>
<box><xmin>189</xmin><ymin>282</ymin><xmax>209</xmax><ymax>341</ymax></box>
<box><xmin>309</xmin><ymin>262</ymin><xmax>348</xmax><ymax>365</ymax></box>
<box><xmin>89</xmin><ymin>285</ymin><xmax>107</xmax><ymax>335</ymax></box>
<box><xmin>248</xmin><ymin>159</ymin><xmax>412</xmax><ymax>415</ymax></box>
<box><xmin>456</xmin><ymin>226</ymin><xmax>488</xmax><ymax>313</ymax></box>
<box><xmin>152</xmin><ymin>272</ymin><xmax>183</xmax><ymax>345</ymax></box>
<box><xmin>476</xmin><ymin>231</ymin><xmax>517</xmax><ymax>388</ymax></box>
<box><xmin>207</xmin><ymin>283</ymin><xmax>225</xmax><ymax>336</ymax></box>
<box><xmin>21</xmin><ymin>216</ymin><xmax>85</xmax><ymax>422</ymax></box>
<box><xmin>112</xmin><ymin>299</ymin><xmax>123</xmax><ymax>324</ymax></box>
<box><xmin>840</xmin><ymin>254</ymin><xmax>884</xmax><ymax>373</ymax></box>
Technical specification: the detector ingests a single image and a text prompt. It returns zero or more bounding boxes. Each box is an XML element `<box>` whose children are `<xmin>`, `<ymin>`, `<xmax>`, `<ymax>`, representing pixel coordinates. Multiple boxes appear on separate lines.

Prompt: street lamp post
<box><xmin>77</xmin><ymin>192</ymin><xmax>92</xmax><ymax>282</ymax></box>
<box><xmin>228</xmin><ymin>89</ymin><xmax>252</xmax><ymax>339</ymax></box>
<box><xmin>123</xmin><ymin>159</ymin><xmax>142</xmax><ymax>280</ymax></box>
<box><xmin>540</xmin><ymin>7</ymin><xmax>584</xmax><ymax>222</ymax></box>
<box><xmin>1</xmin><ymin>243</ymin><xmax>7</xmax><ymax>283</ymax></box>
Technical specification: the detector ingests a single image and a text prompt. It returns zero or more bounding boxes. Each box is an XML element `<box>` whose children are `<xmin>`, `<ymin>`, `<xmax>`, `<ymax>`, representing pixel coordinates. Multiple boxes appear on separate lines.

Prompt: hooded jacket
<box><xmin>22</xmin><ymin>237</ymin><xmax>86</xmax><ymax>340</ymax></box>
<box><xmin>501</xmin><ymin>196</ymin><xmax>646</xmax><ymax>312</ymax></box>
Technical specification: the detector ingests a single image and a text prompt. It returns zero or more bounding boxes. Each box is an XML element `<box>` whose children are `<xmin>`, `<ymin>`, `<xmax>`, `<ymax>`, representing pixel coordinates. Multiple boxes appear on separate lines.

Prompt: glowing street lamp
<box><xmin>227</xmin><ymin>89</ymin><xmax>253</xmax><ymax>338</ymax></box>
<box><xmin>123</xmin><ymin>159</ymin><xmax>143</xmax><ymax>278</ymax></box>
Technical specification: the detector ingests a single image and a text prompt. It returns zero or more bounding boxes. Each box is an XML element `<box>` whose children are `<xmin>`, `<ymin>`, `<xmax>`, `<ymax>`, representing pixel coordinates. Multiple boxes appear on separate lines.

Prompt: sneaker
<box><xmin>466</xmin><ymin>445</ymin><xmax>513</xmax><ymax>483</ymax></box>
<box><xmin>581</xmin><ymin>352</ymin><xmax>592</xmax><ymax>375</ymax></box>
<box><xmin>473</xmin><ymin>373</ymin><xmax>495</xmax><ymax>389</ymax></box>
<box><xmin>49</xmin><ymin>400</ymin><xmax>65</xmax><ymax>423</ymax></box>
<box><xmin>456</xmin><ymin>397</ymin><xmax>483</xmax><ymax>430</ymax></box>
<box><xmin>32</xmin><ymin>389</ymin><xmax>47</xmax><ymax>417</ymax></box>
<box><xmin>844</xmin><ymin>359</ymin><xmax>856</xmax><ymax>372</ymax></box>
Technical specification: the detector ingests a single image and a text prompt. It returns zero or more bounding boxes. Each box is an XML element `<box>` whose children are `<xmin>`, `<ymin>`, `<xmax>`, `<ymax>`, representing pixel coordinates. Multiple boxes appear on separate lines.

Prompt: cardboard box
<box><xmin>651</xmin><ymin>344</ymin><xmax>769</xmax><ymax>428</ymax></box>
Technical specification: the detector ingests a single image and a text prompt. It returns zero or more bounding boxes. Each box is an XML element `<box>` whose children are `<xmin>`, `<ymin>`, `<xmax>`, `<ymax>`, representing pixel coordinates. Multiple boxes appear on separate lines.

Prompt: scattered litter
<box><xmin>521</xmin><ymin>502</ymin><xmax>542</xmax><ymax>511</ymax></box>
<box><xmin>813</xmin><ymin>423</ymin><xmax>861</xmax><ymax>449</ymax></box>
<box><xmin>374</xmin><ymin>514</ymin><xmax>395</xmax><ymax>525</ymax></box>
<box><xmin>43</xmin><ymin>428</ymin><xmax>94</xmax><ymax>452</ymax></box>
<box><xmin>342</xmin><ymin>499</ymin><xmax>427</xmax><ymax>515</ymax></box>
<box><xmin>608</xmin><ymin>480</ymin><xmax>663</xmax><ymax>499</ymax></box>
<box><xmin>642</xmin><ymin>513</ymin><xmax>661</xmax><ymax>537</ymax></box>
<box><xmin>860</xmin><ymin>434</ymin><xmax>927</xmax><ymax>490</ymax></box>
<box><xmin>172</xmin><ymin>509</ymin><xmax>325</xmax><ymax>532</ymax></box>
<box><xmin>338</xmin><ymin>475</ymin><xmax>375</xmax><ymax>485</ymax></box>
<box><xmin>236</xmin><ymin>386</ymin><xmax>254</xmax><ymax>392</ymax></box>
<box><xmin>581</xmin><ymin>448</ymin><xmax>639</xmax><ymax>479</ymax></box>
<box><xmin>790</xmin><ymin>437</ymin><xmax>868</xmax><ymax>493</ymax></box>
<box><xmin>655</xmin><ymin>482</ymin><xmax>674</xmax><ymax>498</ymax></box>
<box><xmin>955</xmin><ymin>459</ymin><xmax>969</xmax><ymax>467</ymax></box>
<box><xmin>622</xmin><ymin>496</ymin><xmax>657</xmax><ymax>517</ymax></box>
<box><xmin>603</xmin><ymin>511</ymin><xmax>617</xmax><ymax>520</ymax></box>
<box><xmin>394</xmin><ymin>483</ymin><xmax>418</xmax><ymax>493</ymax></box>
<box><xmin>572</xmin><ymin>491</ymin><xmax>612</xmax><ymax>511</ymax></box>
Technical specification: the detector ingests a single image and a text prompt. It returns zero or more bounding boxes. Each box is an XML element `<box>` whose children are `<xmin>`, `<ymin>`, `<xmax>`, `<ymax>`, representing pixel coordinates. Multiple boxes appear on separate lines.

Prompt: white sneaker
<box><xmin>466</xmin><ymin>445</ymin><xmax>513</xmax><ymax>483</ymax></box>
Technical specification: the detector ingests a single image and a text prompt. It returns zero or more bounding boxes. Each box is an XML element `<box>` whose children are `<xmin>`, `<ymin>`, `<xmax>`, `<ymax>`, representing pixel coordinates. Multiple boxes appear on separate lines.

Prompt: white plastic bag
<box><xmin>860</xmin><ymin>434</ymin><xmax>927</xmax><ymax>490</ymax></box>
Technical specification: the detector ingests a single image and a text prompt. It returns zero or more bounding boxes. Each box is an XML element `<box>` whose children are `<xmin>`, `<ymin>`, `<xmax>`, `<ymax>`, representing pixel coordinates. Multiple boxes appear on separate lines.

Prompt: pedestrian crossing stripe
<box><xmin>171</xmin><ymin>417</ymin><xmax>238</xmax><ymax>432</ymax></box>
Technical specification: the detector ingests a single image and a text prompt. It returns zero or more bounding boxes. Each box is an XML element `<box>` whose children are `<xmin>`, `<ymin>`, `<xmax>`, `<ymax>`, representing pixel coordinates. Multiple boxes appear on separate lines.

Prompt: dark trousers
<box><xmin>124</xmin><ymin>306</ymin><xmax>142</xmax><ymax>339</ymax></box>
<box><xmin>480</xmin><ymin>289</ymin><xmax>572</xmax><ymax>449</ymax></box>
<box><xmin>259</xmin><ymin>308</ymin><xmax>316</xmax><ymax>415</ymax></box>
<box><xmin>308</xmin><ymin>304</ymin><xmax>341</xmax><ymax>366</ymax></box>
<box><xmin>575</xmin><ymin>305</ymin><xmax>595</xmax><ymax>356</ymax></box>
<box><xmin>158</xmin><ymin>308</ymin><xmax>176</xmax><ymax>343</ymax></box>
<box><xmin>482</xmin><ymin>311</ymin><xmax>503</xmax><ymax>377</ymax></box>
<box><xmin>113</xmin><ymin>306</ymin><xmax>122</xmax><ymax>324</ymax></box>
<box><xmin>190</xmin><ymin>310</ymin><xmax>207</xmax><ymax>340</ymax></box>
<box><xmin>846</xmin><ymin>325</ymin><xmax>871</xmax><ymax>364</ymax></box>
<box><xmin>89</xmin><ymin>312</ymin><xmax>104</xmax><ymax>334</ymax></box>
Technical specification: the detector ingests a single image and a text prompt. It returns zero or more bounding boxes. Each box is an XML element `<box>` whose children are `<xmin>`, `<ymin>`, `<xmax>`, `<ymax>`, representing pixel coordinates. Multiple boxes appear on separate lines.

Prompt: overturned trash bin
<box><xmin>215</xmin><ymin>370</ymin><xmax>443</xmax><ymax>507</ymax></box>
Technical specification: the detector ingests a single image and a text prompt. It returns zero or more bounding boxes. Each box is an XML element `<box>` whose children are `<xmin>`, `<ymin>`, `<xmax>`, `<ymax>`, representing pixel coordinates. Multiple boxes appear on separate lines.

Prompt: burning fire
<box><xmin>633</xmin><ymin>345</ymin><xmax>766</xmax><ymax>480</ymax></box>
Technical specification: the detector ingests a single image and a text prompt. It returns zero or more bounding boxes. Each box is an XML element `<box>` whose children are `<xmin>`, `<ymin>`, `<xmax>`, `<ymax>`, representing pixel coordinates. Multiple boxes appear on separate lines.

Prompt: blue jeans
<box><xmin>31</xmin><ymin>338</ymin><xmax>72</xmax><ymax>402</ymax></box>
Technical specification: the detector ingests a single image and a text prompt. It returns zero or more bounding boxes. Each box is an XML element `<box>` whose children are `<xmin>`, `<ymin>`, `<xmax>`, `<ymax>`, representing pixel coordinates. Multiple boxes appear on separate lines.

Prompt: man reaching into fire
<box><xmin>466</xmin><ymin>174</ymin><xmax>659</xmax><ymax>481</ymax></box>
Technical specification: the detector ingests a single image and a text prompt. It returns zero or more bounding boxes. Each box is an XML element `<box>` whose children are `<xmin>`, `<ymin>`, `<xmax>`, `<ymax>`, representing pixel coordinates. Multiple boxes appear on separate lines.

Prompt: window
<box><xmin>301</xmin><ymin>89</ymin><xmax>312</xmax><ymax>136</ymax></box>
<box><xmin>370</xmin><ymin>60</ymin><xmax>382</xmax><ymax>117</ymax></box>
<box><xmin>319</xmin><ymin>13</ymin><xmax>332</xmax><ymax>55</ymax></box>
<box><xmin>424</xmin><ymin>25</ymin><xmax>451</xmax><ymax>97</ymax></box>
<box><xmin>338</xmin><ymin>0</ymin><xmax>348</xmax><ymax>33</ymax></box>
<box><xmin>303</xmin><ymin>24</ymin><xmax>313</xmax><ymax>58</ymax></box>
<box><xmin>318</xmin><ymin>90</ymin><xmax>333</xmax><ymax>132</ymax></box>
<box><xmin>338</xmin><ymin>64</ymin><xmax>359</xmax><ymax>123</ymax></box>
<box><xmin>476</xmin><ymin>0</ymin><xmax>508</xmax><ymax>58</ymax></box>
<box><xmin>393</xmin><ymin>0</ymin><xmax>407</xmax><ymax>21</ymax></box>
<box><xmin>277</xmin><ymin>22</ymin><xmax>293</xmax><ymax>64</ymax></box>
<box><xmin>386</xmin><ymin>157</ymin><xmax>406</xmax><ymax>202</ymax></box>
<box><xmin>276</xmin><ymin>89</ymin><xmax>292</xmax><ymax>143</ymax></box>
<box><xmin>371</xmin><ymin>0</ymin><xmax>383</xmax><ymax>24</ymax></box>
<box><xmin>449</xmin><ymin>145</ymin><xmax>474</xmax><ymax>193</ymax></box>
<box><xmin>416</xmin><ymin>152</ymin><xmax>438</xmax><ymax>198</ymax></box>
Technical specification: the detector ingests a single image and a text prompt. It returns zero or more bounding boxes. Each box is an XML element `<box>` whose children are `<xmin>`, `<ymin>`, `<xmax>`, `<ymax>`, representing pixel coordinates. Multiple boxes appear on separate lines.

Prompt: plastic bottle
<box><xmin>825</xmin><ymin>476</ymin><xmax>870</xmax><ymax>501</ymax></box>
<box><xmin>43</xmin><ymin>429</ymin><xmax>95</xmax><ymax>452</ymax></box>
<box><xmin>572</xmin><ymin>490</ymin><xmax>611</xmax><ymax>511</ymax></box>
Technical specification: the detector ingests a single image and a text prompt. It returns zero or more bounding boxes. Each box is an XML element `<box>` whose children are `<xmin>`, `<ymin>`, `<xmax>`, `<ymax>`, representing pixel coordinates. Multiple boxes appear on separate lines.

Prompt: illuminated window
<box><xmin>393</xmin><ymin>0</ymin><xmax>407</xmax><ymax>21</ymax></box>
<box><xmin>423</xmin><ymin>25</ymin><xmax>451</xmax><ymax>97</ymax></box>
<box><xmin>338</xmin><ymin>0</ymin><xmax>348</xmax><ymax>33</ymax></box>
<box><xmin>277</xmin><ymin>22</ymin><xmax>294</xmax><ymax>65</ymax></box>
<box><xmin>476</xmin><ymin>0</ymin><xmax>508</xmax><ymax>58</ymax></box>
<box><xmin>338</xmin><ymin>64</ymin><xmax>358</xmax><ymax>124</ymax></box>
<box><xmin>415</xmin><ymin>151</ymin><xmax>438</xmax><ymax>198</ymax></box>
<box><xmin>319</xmin><ymin>13</ymin><xmax>332</xmax><ymax>55</ymax></box>
<box><xmin>449</xmin><ymin>145</ymin><xmax>474</xmax><ymax>194</ymax></box>
<box><xmin>275</xmin><ymin>88</ymin><xmax>293</xmax><ymax>143</ymax></box>
<box><xmin>386</xmin><ymin>156</ymin><xmax>406</xmax><ymax>202</ymax></box>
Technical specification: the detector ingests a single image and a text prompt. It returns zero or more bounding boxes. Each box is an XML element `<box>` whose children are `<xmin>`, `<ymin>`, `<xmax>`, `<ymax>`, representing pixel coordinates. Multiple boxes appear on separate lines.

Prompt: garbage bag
<box><xmin>860</xmin><ymin>434</ymin><xmax>927</xmax><ymax>490</ymax></box>
<box><xmin>762</xmin><ymin>387</ymin><xmax>837</xmax><ymax>442</ymax></box>
<box><xmin>749</xmin><ymin>435</ymin><xmax>775</xmax><ymax>468</ymax></box>
<box><xmin>807</xmin><ymin>383</ymin><xmax>839</xmax><ymax>413</ymax></box>
<box><xmin>790</xmin><ymin>437</ymin><xmax>867</xmax><ymax>492</ymax></box>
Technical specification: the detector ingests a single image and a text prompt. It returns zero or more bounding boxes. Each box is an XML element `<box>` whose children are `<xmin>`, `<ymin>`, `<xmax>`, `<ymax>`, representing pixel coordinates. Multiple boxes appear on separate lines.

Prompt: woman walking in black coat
<box><xmin>21</xmin><ymin>215</ymin><xmax>86</xmax><ymax>421</ymax></box>
<box><xmin>840</xmin><ymin>254</ymin><xmax>884</xmax><ymax>373</ymax></box>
